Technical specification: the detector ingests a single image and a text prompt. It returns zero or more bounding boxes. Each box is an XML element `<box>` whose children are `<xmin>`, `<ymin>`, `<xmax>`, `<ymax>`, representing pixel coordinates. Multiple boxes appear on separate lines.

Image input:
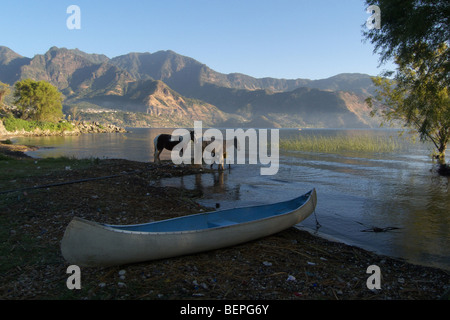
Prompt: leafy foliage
<box><xmin>363</xmin><ymin>0</ymin><xmax>449</xmax><ymax>163</ymax></box>
<box><xmin>363</xmin><ymin>0</ymin><xmax>450</xmax><ymax>82</ymax></box>
<box><xmin>13</xmin><ymin>79</ymin><xmax>64</xmax><ymax>122</ymax></box>
<box><xmin>366</xmin><ymin>44</ymin><xmax>449</xmax><ymax>162</ymax></box>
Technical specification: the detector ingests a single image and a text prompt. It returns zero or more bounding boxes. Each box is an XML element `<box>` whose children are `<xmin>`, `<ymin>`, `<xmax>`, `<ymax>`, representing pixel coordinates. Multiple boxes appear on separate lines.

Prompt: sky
<box><xmin>0</xmin><ymin>0</ymin><xmax>395</xmax><ymax>80</ymax></box>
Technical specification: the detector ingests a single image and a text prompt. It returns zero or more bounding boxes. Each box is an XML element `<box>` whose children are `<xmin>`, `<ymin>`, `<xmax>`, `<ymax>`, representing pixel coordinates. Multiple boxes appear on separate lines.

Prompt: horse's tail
<box><xmin>153</xmin><ymin>135</ymin><xmax>161</xmax><ymax>161</ymax></box>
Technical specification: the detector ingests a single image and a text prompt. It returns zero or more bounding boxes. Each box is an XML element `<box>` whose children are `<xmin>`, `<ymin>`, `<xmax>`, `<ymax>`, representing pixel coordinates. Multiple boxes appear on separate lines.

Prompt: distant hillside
<box><xmin>0</xmin><ymin>46</ymin><xmax>379</xmax><ymax>128</ymax></box>
<box><xmin>0</xmin><ymin>46</ymin><xmax>32</xmax><ymax>84</ymax></box>
<box><xmin>110</xmin><ymin>50</ymin><xmax>376</xmax><ymax>96</ymax></box>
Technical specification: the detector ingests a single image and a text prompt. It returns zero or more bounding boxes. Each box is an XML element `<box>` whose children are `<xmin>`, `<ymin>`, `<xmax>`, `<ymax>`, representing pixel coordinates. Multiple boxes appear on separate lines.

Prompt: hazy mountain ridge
<box><xmin>0</xmin><ymin>46</ymin><xmax>378</xmax><ymax>128</ymax></box>
<box><xmin>109</xmin><ymin>50</ymin><xmax>376</xmax><ymax>96</ymax></box>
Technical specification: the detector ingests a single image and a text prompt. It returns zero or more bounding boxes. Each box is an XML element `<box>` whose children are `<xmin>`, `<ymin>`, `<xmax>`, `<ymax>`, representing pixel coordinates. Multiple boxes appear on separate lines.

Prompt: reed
<box><xmin>279</xmin><ymin>134</ymin><xmax>403</xmax><ymax>153</ymax></box>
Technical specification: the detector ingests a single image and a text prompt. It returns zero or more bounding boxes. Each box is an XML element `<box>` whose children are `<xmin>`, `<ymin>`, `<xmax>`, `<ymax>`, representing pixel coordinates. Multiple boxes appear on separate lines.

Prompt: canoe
<box><xmin>61</xmin><ymin>189</ymin><xmax>317</xmax><ymax>267</ymax></box>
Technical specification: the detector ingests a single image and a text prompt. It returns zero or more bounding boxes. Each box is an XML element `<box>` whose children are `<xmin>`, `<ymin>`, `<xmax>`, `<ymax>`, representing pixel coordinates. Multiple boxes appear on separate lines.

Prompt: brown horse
<box><xmin>200</xmin><ymin>137</ymin><xmax>239</xmax><ymax>170</ymax></box>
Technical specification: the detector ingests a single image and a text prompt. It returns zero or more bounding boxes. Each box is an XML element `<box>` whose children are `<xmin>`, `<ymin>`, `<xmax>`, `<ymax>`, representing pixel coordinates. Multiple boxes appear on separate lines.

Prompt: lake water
<box><xmin>14</xmin><ymin>128</ymin><xmax>450</xmax><ymax>271</ymax></box>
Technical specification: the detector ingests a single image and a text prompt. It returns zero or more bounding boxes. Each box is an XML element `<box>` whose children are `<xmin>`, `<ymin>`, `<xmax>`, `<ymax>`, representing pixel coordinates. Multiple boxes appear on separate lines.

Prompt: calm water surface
<box><xmin>15</xmin><ymin>128</ymin><xmax>450</xmax><ymax>270</ymax></box>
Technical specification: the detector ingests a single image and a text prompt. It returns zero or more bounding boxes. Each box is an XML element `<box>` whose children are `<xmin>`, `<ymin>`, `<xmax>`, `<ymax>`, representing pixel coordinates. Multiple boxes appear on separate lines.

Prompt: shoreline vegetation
<box><xmin>0</xmin><ymin>140</ymin><xmax>449</xmax><ymax>300</ymax></box>
<box><xmin>279</xmin><ymin>134</ymin><xmax>449</xmax><ymax>175</ymax></box>
<box><xmin>279</xmin><ymin>134</ymin><xmax>405</xmax><ymax>154</ymax></box>
<box><xmin>0</xmin><ymin>116</ymin><xmax>127</xmax><ymax>137</ymax></box>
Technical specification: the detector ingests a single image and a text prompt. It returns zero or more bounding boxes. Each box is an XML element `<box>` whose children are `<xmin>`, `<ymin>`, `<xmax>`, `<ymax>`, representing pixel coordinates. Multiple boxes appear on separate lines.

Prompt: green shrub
<box><xmin>3</xmin><ymin>116</ymin><xmax>74</xmax><ymax>132</ymax></box>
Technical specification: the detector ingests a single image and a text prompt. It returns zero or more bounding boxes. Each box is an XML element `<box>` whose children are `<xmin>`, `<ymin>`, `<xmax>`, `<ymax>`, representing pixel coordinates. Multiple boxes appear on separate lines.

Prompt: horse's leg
<box><xmin>218</xmin><ymin>153</ymin><xmax>224</xmax><ymax>171</ymax></box>
<box><xmin>154</xmin><ymin>149</ymin><xmax>162</xmax><ymax>163</ymax></box>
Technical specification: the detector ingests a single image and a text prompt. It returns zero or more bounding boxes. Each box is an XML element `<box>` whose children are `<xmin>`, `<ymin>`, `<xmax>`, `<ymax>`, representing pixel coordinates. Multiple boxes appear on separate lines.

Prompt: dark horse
<box><xmin>153</xmin><ymin>131</ymin><xmax>195</xmax><ymax>163</ymax></box>
<box><xmin>201</xmin><ymin>136</ymin><xmax>240</xmax><ymax>171</ymax></box>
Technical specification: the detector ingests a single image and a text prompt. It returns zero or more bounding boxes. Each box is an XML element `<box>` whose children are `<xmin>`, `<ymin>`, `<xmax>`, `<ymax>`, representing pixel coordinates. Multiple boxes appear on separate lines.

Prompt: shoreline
<box><xmin>0</xmin><ymin>119</ymin><xmax>128</xmax><ymax>139</ymax></box>
<box><xmin>0</xmin><ymin>142</ymin><xmax>449</xmax><ymax>300</ymax></box>
<box><xmin>0</xmin><ymin>140</ymin><xmax>39</xmax><ymax>159</ymax></box>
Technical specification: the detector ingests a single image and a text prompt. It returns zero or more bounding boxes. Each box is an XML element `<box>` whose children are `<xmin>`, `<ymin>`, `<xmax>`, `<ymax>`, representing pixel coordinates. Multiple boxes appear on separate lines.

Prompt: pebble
<box><xmin>192</xmin><ymin>293</ymin><xmax>205</xmax><ymax>297</ymax></box>
<box><xmin>287</xmin><ymin>275</ymin><xmax>296</xmax><ymax>282</ymax></box>
<box><xmin>3</xmin><ymin>159</ymin><xmax>449</xmax><ymax>300</ymax></box>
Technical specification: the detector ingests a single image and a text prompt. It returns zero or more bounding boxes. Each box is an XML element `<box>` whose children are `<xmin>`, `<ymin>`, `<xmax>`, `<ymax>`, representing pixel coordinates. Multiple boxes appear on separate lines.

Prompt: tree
<box><xmin>363</xmin><ymin>0</ymin><xmax>450</xmax><ymax>163</ymax></box>
<box><xmin>14</xmin><ymin>79</ymin><xmax>64</xmax><ymax>122</ymax></box>
<box><xmin>363</xmin><ymin>0</ymin><xmax>449</xmax><ymax>84</ymax></box>
<box><xmin>67</xmin><ymin>105</ymin><xmax>81</xmax><ymax>122</ymax></box>
<box><xmin>367</xmin><ymin>44</ymin><xmax>449</xmax><ymax>163</ymax></box>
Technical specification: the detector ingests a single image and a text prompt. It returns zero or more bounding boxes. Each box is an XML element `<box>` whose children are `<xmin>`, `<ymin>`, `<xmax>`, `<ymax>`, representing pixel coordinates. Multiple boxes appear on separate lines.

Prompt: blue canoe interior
<box><xmin>105</xmin><ymin>190</ymin><xmax>315</xmax><ymax>233</ymax></box>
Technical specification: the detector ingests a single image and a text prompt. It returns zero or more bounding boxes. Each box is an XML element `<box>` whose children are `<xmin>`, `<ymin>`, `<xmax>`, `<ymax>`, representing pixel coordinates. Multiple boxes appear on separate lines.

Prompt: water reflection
<box><xmin>18</xmin><ymin>128</ymin><xmax>178</xmax><ymax>162</ymax></box>
<box><xmin>158</xmin><ymin>171</ymin><xmax>242</xmax><ymax>204</ymax></box>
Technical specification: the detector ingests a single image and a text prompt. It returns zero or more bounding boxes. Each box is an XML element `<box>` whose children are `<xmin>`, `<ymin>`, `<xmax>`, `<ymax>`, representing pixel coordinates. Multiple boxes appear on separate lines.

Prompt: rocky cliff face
<box><xmin>142</xmin><ymin>81</ymin><xmax>228</xmax><ymax>125</ymax></box>
<box><xmin>0</xmin><ymin>46</ymin><xmax>378</xmax><ymax>128</ymax></box>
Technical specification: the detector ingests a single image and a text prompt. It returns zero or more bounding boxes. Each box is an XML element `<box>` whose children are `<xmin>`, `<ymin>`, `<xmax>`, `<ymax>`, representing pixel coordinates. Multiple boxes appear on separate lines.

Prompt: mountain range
<box><xmin>0</xmin><ymin>46</ymin><xmax>379</xmax><ymax>128</ymax></box>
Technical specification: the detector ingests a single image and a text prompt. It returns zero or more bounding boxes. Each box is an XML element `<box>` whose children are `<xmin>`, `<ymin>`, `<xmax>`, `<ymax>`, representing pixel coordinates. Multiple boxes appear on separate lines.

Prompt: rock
<box><xmin>287</xmin><ymin>275</ymin><xmax>296</xmax><ymax>282</ymax></box>
<box><xmin>72</xmin><ymin>121</ymin><xmax>127</xmax><ymax>134</ymax></box>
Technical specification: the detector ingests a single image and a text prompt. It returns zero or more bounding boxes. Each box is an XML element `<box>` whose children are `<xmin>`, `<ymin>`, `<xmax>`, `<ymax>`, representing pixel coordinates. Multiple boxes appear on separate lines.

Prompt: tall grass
<box><xmin>279</xmin><ymin>134</ymin><xmax>403</xmax><ymax>153</ymax></box>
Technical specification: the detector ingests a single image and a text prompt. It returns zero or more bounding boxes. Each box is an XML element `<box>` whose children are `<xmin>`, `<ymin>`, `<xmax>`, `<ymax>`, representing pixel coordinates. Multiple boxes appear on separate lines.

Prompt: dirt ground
<box><xmin>0</xmin><ymin>143</ymin><xmax>449</xmax><ymax>301</ymax></box>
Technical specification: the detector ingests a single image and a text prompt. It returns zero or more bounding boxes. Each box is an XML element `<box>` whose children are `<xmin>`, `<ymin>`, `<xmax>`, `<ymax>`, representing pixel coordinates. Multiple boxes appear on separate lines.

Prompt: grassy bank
<box><xmin>279</xmin><ymin>134</ymin><xmax>405</xmax><ymax>153</ymax></box>
<box><xmin>2</xmin><ymin>116</ymin><xmax>74</xmax><ymax>133</ymax></box>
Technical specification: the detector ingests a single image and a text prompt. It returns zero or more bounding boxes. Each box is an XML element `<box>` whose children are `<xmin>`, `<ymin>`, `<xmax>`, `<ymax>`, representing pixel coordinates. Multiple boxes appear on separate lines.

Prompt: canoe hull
<box><xmin>61</xmin><ymin>189</ymin><xmax>317</xmax><ymax>267</ymax></box>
